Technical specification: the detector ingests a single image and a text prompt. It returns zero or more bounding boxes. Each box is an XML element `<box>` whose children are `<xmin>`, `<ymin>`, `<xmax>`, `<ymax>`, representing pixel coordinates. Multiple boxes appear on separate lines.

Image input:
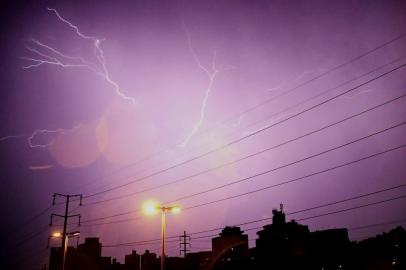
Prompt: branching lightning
<box><xmin>23</xmin><ymin>7</ymin><xmax>136</xmax><ymax>104</ymax></box>
<box><xmin>27</xmin><ymin>124</ymin><xmax>82</xmax><ymax>148</ymax></box>
<box><xmin>178</xmin><ymin>26</ymin><xmax>220</xmax><ymax>148</ymax></box>
<box><xmin>0</xmin><ymin>125</ymin><xmax>82</xmax><ymax>148</ymax></box>
<box><xmin>2</xmin><ymin>7</ymin><xmax>138</xmax><ymax>149</ymax></box>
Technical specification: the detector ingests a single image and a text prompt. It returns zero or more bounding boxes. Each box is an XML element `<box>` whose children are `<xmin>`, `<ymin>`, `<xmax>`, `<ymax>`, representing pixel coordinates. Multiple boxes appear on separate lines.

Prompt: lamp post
<box><xmin>143</xmin><ymin>201</ymin><xmax>181</xmax><ymax>270</ymax></box>
<box><xmin>49</xmin><ymin>231</ymin><xmax>80</xmax><ymax>270</ymax></box>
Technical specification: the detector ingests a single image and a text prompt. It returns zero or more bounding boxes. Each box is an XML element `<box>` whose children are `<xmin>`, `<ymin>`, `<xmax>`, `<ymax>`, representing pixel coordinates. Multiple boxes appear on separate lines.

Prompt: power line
<box><xmin>163</xmin><ymin>56</ymin><xmax>406</xmax><ymax>178</ymax></box>
<box><xmin>14</xmin><ymin>225</ymin><xmax>50</xmax><ymax>249</ymax></box>
<box><xmin>100</xmin><ymin>192</ymin><xmax>406</xmax><ymax>247</ymax></box>
<box><xmin>183</xmin><ymin>195</ymin><xmax>406</xmax><ymax>239</ymax></box>
<box><xmin>184</xmin><ymin>179</ymin><xmax>406</xmax><ymax>213</ymax></box>
<box><xmin>295</xmin><ymin>195</ymin><xmax>406</xmax><ymax>222</ymax></box>
<box><xmin>176</xmin><ymin>212</ymin><xmax>406</xmax><ymax>244</ymax></box>
<box><xmin>81</xmin><ymin>141</ymin><xmax>406</xmax><ymax>228</ymax></box>
<box><xmin>80</xmin><ymin>143</ymin><xmax>406</xmax><ymax>227</ymax></box>
<box><xmin>154</xmin><ymin>53</ymin><xmax>406</xmax><ymax>178</ymax></box>
<box><xmin>212</xmin><ymin>217</ymin><xmax>406</xmax><ymax>244</ymax></box>
<box><xmin>135</xmin><ymin>55</ymin><xmax>406</xmax><ymax>197</ymax></box>
<box><xmin>80</xmin><ymin>121</ymin><xmax>406</xmax><ymax>225</ymax></box>
<box><xmin>166</xmin><ymin>122</ymin><xmax>406</xmax><ymax>205</ymax></box>
<box><xmin>7</xmin><ymin>242</ymin><xmax>48</xmax><ymax>269</ymax></box>
<box><xmin>9</xmin><ymin>197</ymin><xmax>80</xmax><ymax>242</ymax></box>
<box><xmin>83</xmin><ymin>62</ymin><xmax>406</xmax><ymax>199</ymax></box>
<box><xmin>220</xmin><ymin>55</ymin><xmax>406</xmax><ymax>141</ymax></box>
<box><xmin>204</xmin><ymin>33</ymin><xmax>406</xmax><ymax>128</ymax></box>
<box><xmin>72</xmin><ymin>32</ymin><xmax>406</xmax><ymax>197</ymax></box>
<box><xmin>19</xmin><ymin>205</ymin><xmax>52</xmax><ymax>226</ymax></box>
<box><xmin>179</xmin><ymin>190</ymin><xmax>406</xmax><ymax>237</ymax></box>
<box><xmin>7</xmin><ymin>205</ymin><xmax>52</xmax><ymax>236</ymax></box>
<box><xmin>347</xmin><ymin>218</ymin><xmax>406</xmax><ymax>231</ymax></box>
<box><xmin>125</xmin><ymin>215</ymin><xmax>406</xmax><ymax>251</ymax></box>
<box><xmin>103</xmin><ymin>239</ymin><xmax>180</xmax><ymax>248</ymax></box>
<box><xmin>84</xmin><ymin>92</ymin><xmax>406</xmax><ymax>206</ymax></box>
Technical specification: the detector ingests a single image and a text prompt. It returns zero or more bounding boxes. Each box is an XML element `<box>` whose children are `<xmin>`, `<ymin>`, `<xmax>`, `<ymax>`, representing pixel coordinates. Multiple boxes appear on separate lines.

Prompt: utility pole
<box><xmin>179</xmin><ymin>231</ymin><xmax>191</xmax><ymax>258</ymax></box>
<box><xmin>49</xmin><ymin>193</ymin><xmax>82</xmax><ymax>270</ymax></box>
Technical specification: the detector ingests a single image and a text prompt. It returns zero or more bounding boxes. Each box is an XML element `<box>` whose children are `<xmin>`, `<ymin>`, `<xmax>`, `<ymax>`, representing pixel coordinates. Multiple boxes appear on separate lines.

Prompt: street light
<box><xmin>48</xmin><ymin>231</ymin><xmax>80</xmax><ymax>270</ymax></box>
<box><xmin>52</xmin><ymin>232</ymin><xmax>62</xmax><ymax>238</ymax></box>
<box><xmin>142</xmin><ymin>201</ymin><xmax>181</xmax><ymax>270</ymax></box>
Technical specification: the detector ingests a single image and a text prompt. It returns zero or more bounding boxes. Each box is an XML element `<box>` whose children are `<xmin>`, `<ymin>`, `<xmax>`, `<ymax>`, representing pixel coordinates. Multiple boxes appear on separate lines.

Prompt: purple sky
<box><xmin>1</xmin><ymin>0</ymin><xmax>406</xmax><ymax>268</ymax></box>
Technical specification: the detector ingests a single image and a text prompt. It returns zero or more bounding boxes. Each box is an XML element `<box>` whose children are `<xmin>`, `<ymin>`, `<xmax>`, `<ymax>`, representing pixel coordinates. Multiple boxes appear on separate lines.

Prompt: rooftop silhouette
<box><xmin>47</xmin><ymin>205</ymin><xmax>405</xmax><ymax>270</ymax></box>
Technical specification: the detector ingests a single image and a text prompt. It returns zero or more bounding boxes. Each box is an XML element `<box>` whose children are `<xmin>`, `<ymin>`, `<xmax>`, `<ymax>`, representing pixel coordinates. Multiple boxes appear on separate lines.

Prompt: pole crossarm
<box><xmin>53</xmin><ymin>193</ymin><xmax>83</xmax><ymax>206</ymax></box>
<box><xmin>49</xmin><ymin>193</ymin><xmax>83</xmax><ymax>270</ymax></box>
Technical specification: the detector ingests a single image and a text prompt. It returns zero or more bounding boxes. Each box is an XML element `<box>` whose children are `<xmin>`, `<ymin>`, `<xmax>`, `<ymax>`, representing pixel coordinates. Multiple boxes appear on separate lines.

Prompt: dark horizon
<box><xmin>46</xmin><ymin>207</ymin><xmax>405</xmax><ymax>269</ymax></box>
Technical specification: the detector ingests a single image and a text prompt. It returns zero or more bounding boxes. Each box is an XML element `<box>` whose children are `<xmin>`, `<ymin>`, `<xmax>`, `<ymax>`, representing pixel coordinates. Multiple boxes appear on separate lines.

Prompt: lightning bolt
<box><xmin>22</xmin><ymin>7</ymin><xmax>136</xmax><ymax>104</ymax></box>
<box><xmin>27</xmin><ymin>124</ymin><xmax>83</xmax><ymax>148</ymax></box>
<box><xmin>178</xmin><ymin>26</ymin><xmax>220</xmax><ymax>148</ymax></box>
<box><xmin>0</xmin><ymin>124</ymin><xmax>82</xmax><ymax>148</ymax></box>
<box><xmin>2</xmin><ymin>7</ymin><xmax>138</xmax><ymax>149</ymax></box>
<box><xmin>0</xmin><ymin>134</ymin><xmax>27</xmax><ymax>142</ymax></box>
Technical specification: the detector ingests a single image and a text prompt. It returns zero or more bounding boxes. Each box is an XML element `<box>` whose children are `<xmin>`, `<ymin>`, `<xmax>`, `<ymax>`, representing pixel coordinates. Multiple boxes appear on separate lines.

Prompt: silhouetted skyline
<box><xmin>47</xmin><ymin>208</ymin><xmax>405</xmax><ymax>269</ymax></box>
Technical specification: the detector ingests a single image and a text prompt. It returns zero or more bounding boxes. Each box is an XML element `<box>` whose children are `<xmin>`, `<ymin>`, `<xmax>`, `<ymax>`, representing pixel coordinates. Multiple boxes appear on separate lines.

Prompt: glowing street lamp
<box><xmin>52</xmin><ymin>232</ymin><xmax>62</xmax><ymax>238</ymax></box>
<box><xmin>170</xmin><ymin>206</ymin><xmax>181</xmax><ymax>214</ymax></box>
<box><xmin>142</xmin><ymin>201</ymin><xmax>181</xmax><ymax>270</ymax></box>
<box><xmin>48</xmin><ymin>231</ymin><xmax>80</xmax><ymax>270</ymax></box>
<box><xmin>143</xmin><ymin>202</ymin><xmax>160</xmax><ymax>216</ymax></box>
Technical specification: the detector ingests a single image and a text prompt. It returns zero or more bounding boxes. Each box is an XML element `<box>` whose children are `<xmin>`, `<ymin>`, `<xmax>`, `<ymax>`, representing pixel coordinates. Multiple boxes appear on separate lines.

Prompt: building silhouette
<box><xmin>46</xmin><ymin>205</ymin><xmax>405</xmax><ymax>270</ymax></box>
<box><xmin>309</xmin><ymin>228</ymin><xmax>350</xmax><ymax>269</ymax></box>
<box><xmin>49</xmin><ymin>238</ymin><xmax>111</xmax><ymax>270</ymax></box>
<box><xmin>210</xmin><ymin>226</ymin><xmax>249</xmax><ymax>270</ymax></box>
<box><xmin>350</xmin><ymin>226</ymin><xmax>405</xmax><ymax>270</ymax></box>
<box><xmin>124</xmin><ymin>250</ymin><xmax>140</xmax><ymax>269</ymax></box>
<box><xmin>140</xmin><ymin>250</ymin><xmax>159</xmax><ymax>270</ymax></box>
<box><xmin>184</xmin><ymin>251</ymin><xmax>212</xmax><ymax>270</ymax></box>
<box><xmin>255</xmin><ymin>205</ymin><xmax>311</xmax><ymax>269</ymax></box>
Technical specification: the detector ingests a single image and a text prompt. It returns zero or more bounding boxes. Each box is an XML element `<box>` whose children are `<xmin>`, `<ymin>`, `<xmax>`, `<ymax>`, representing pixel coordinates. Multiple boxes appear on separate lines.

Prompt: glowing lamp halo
<box><xmin>52</xmin><ymin>232</ymin><xmax>62</xmax><ymax>238</ymax></box>
<box><xmin>168</xmin><ymin>205</ymin><xmax>181</xmax><ymax>214</ymax></box>
<box><xmin>142</xmin><ymin>200</ymin><xmax>160</xmax><ymax>216</ymax></box>
<box><xmin>142</xmin><ymin>201</ymin><xmax>181</xmax><ymax>216</ymax></box>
